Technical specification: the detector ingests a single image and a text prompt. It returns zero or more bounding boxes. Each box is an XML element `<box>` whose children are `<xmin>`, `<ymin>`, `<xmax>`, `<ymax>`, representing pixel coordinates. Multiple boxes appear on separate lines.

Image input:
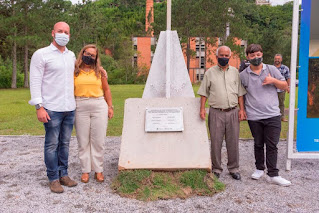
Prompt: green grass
<box><xmin>180</xmin><ymin>170</ymin><xmax>208</xmax><ymax>189</ymax></box>
<box><xmin>105</xmin><ymin>85</ymin><xmax>145</xmax><ymax>136</ymax></box>
<box><xmin>180</xmin><ymin>170</ymin><xmax>225</xmax><ymax>192</ymax></box>
<box><xmin>111</xmin><ymin>170</ymin><xmax>225</xmax><ymax>201</ymax></box>
<box><xmin>0</xmin><ymin>88</ymin><xmax>41</xmax><ymax>135</ymax></box>
<box><xmin>113</xmin><ymin>169</ymin><xmax>151</xmax><ymax>194</ymax></box>
<box><xmin>0</xmin><ymin>85</ymin><xmax>298</xmax><ymax>139</ymax></box>
<box><xmin>0</xmin><ymin>85</ymin><xmax>145</xmax><ymax>136</ymax></box>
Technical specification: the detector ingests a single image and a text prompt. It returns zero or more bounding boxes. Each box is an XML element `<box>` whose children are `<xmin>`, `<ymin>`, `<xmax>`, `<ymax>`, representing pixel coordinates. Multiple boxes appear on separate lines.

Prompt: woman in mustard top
<box><xmin>74</xmin><ymin>44</ymin><xmax>113</xmax><ymax>183</ymax></box>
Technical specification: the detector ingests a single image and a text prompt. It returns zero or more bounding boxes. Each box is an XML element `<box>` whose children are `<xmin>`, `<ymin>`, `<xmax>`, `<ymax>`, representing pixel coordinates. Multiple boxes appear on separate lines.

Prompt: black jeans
<box><xmin>248</xmin><ymin>116</ymin><xmax>281</xmax><ymax>177</ymax></box>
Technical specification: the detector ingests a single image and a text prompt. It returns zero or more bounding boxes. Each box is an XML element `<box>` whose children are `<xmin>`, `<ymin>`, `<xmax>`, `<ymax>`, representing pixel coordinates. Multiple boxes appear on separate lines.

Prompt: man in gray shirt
<box><xmin>198</xmin><ymin>46</ymin><xmax>246</xmax><ymax>180</ymax></box>
<box><xmin>240</xmin><ymin>44</ymin><xmax>291</xmax><ymax>186</ymax></box>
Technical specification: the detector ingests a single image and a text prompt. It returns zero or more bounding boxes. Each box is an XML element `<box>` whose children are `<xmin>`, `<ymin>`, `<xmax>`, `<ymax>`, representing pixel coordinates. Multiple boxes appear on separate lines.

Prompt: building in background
<box><xmin>132</xmin><ymin>0</ymin><xmax>245</xmax><ymax>83</ymax></box>
<box><xmin>186</xmin><ymin>38</ymin><xmax>245</xmax><ymax>82</ymax></box>
<box><xmin>256</xmin><ymin>0</ymin><xmax>271</xmax><ymax>5</ymax></box>
<box><xmin>132</xmin><ymin>0</ymin><xmax>156</xmax><ymax>75</ymax></box>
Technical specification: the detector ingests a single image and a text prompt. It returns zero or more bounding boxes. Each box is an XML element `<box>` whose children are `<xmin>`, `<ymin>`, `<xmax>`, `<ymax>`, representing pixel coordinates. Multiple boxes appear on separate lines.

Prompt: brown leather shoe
<box><xmin>94</xmin><ymin>172</ymin><xmax>104</xmax><ymax>182</ymax></box>
<box><xmin>49</xmin><ymin>180</ymin><xmax>64</xmax><ymax>193</ymax></box>
<box><xmin>81</xmin><ymin>173</ymin><xmax>89</xmax><ymax>183</ymax></box>
<box><xmin>60</xmin><ymin>176</ymin><xmax>78</xmax><ymax>187</ymax></box>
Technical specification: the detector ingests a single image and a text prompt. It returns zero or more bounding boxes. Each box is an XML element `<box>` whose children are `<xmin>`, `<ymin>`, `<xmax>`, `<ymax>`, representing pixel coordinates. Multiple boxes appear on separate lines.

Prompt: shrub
<box><xmin>0</xmin><ymin>57</ymin><xmax>24</xmax><ymax>88</ymax></box>
<box><xmin>100</xmin><ymin>54</ymin><xmax>147</xmax><ymax>84</ymax></box>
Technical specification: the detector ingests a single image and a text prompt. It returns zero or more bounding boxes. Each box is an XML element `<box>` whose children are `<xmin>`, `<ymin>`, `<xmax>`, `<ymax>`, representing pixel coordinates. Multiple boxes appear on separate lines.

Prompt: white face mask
<box><xmin>54</xmin><ymin>33</ymin><xmax>69</xmax><ymax>46</ymax></box>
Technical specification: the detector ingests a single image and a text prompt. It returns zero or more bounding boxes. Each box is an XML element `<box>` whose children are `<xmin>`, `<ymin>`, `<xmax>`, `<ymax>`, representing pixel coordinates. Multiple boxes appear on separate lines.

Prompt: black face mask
<box><xmin>249</xmin><ymin>57</ymin><xmax>263</xmax><ymax>66</ymax></box>
<box><xmin>218</xmin><ymin>57</ymin><xmax>230</xmax><ymax>67</ymax></box>
<box><xmin>82</xmin><ymin>55</ymin><xmax>95</xmax><ymax>65</ymax></box>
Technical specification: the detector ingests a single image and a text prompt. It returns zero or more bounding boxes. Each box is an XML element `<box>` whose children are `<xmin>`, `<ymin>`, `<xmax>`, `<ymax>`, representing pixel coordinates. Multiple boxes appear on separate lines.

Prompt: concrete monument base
<box><xmin>118</xmin><ymin>98</ymin><xmax>212</xmax><ymax>171</ymax></box>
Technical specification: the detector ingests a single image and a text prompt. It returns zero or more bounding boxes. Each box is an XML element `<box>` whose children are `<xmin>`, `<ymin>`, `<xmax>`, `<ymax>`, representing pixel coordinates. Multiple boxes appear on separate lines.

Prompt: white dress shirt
<box><xmin>29</xmin><ymin>43</ymin><xmax>76</xmax><ymax>112</ymax></box>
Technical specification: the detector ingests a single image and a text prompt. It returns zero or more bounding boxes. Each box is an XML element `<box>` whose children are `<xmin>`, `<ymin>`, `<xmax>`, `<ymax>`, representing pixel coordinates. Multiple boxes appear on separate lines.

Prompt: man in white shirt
<box><xmin>29</xmin><ymin>22</ymin><xmax>77</xmax><ymax>193</ymax></box>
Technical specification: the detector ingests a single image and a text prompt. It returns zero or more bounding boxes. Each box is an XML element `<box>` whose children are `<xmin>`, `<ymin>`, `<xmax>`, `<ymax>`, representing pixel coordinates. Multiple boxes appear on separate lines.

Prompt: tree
<box><xmin>0</xmin><ymin>0</ymin><xmax>295</xmax><ymax>87</ymax></box>
<box><xmin>19</xmin><ymin>0</ymin><xmax>43</xmax><ymax>88</ymax></box>
<box><xmin>9</xmin><ymin>0</ymin><xmax>18</xmax><ymax>88</ymax></box>
<box><xmin>152</xmin><ymin>0</ymin><xmax>249</xmax><ymax>71</ymax></box>
<box><xmin>0</xmin><ymin>0</ymin><xmax>72</xmax><ymax>88</ymax></box>
<box><xmin>241</xmin><ymin>2</ymin><xmax>293</xmax><ymax>65</ymax></box>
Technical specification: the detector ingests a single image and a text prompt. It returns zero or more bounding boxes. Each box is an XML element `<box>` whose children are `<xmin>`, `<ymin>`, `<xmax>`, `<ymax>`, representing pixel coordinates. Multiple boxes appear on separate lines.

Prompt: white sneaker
<box><xmin>251</xmin><ymin>170</ymin><xmax>264</xmax><ymax>180</ymax></box>
<box><xmin>268</xmin><ymin>176</ymin><xmax>291</xmax><ymax>186</ymax></box>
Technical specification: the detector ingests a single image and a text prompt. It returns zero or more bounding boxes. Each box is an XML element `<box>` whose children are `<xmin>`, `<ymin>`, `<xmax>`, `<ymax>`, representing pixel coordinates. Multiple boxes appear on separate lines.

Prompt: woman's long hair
<box><xmin>74</xmin><ymin>44</ymin><xmax>101</xmax><ymax>78</ymax></box>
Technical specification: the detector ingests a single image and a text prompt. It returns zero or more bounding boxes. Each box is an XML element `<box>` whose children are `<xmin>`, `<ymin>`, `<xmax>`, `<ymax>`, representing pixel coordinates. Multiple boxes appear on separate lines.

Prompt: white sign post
<box><xmin>286</xmin><ymin>0</ymin><xmax>319</xmax><ymax>170</ymax></box>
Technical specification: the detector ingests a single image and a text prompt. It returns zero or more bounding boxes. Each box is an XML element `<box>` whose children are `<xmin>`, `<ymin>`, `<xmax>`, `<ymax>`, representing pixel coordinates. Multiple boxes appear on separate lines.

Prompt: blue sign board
<box><xmin>296</xmin><ymin>0</ymin><xmax>319</xmax><ymax>151</ymax></box>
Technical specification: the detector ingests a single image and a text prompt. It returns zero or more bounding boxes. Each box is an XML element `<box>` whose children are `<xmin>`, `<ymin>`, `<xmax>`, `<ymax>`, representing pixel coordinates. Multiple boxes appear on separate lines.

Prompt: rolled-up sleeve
<box><xmin>238</xmin><ymin>72</ymin><xmax>247</xmax><ymax>97</ymax></box>
<box><xmin>197</xmin><ymin>72</ymin><xmax>210</xmax><ymax>97</ymax></box>
<box><xmin>28</xmin><ymin>50</ymin><xmax>44</xmax><ymax>106</ymax></box>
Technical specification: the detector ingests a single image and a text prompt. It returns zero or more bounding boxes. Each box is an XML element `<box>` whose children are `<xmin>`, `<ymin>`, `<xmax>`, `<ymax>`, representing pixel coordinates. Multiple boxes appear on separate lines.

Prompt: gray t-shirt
<box><xmin>240</xmin><ymin>64</ymin><xmax>285</xmax><ymax>120</ymax></box>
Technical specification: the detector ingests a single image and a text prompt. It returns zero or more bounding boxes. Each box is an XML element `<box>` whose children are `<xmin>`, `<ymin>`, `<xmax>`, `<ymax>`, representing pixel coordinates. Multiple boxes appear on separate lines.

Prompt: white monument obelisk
<box><xmin>118</xmin><ymin>0</ymin><xmax>211</xmax><ymax>171</ymax></box>
<box><xmin>142</xmin><ymin>0</ymin><xmax>194</xmax><ymax>98</ymax></box>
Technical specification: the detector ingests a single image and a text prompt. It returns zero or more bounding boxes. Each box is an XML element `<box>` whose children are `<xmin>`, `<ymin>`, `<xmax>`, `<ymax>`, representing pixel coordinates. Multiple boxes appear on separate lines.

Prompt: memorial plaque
<box><xmin>145</xmin><ymin>107</ymin><xmax>183</xmax><ymax>132</ymax></box>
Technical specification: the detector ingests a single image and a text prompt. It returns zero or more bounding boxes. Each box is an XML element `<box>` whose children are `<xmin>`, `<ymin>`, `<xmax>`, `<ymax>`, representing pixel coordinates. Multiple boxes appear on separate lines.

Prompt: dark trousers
<box><xmin>248</xmin><ymin>116</ymin><xmax>281</xmax><ymax>177</ymax></box>
<box><xmin>208</xmin><ymin>107</ymin><xmax>240</xmax><ymax>173</ymax></box>
<box><xmin>278</xmin><ymin>92</ymin><xmax>286</xmax><ymax>118</ymax></box>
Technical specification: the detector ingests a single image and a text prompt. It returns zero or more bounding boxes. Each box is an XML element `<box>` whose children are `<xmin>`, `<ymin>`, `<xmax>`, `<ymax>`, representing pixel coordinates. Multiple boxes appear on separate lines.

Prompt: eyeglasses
<box><xmin>84</xmin><ymin>51</ymin><xmax>96</xmax><ymax>59</ymax></box>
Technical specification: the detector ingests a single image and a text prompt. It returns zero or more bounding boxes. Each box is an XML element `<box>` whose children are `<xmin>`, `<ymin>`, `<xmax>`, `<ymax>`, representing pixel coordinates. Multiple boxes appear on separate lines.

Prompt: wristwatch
<box><xmin>108</xmin><ymin>105</ymin><xmax>114</xmax><ymax>110</ymax></box>
<box><xmin>35</xmin><ymin>103</ymin><xmax>43</xmax><ymax>110</ymax></box>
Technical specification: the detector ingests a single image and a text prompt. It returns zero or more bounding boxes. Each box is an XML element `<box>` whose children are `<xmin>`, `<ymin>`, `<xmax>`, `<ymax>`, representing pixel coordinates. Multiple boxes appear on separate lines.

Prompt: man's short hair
<box><xmin>274</xmin><ymin>53</ymin><xmax>282</xmax><ymax>58</ymax></box>
<box><xmin>216</xmin><ymin>45</ymin><xmax>231</xmax><ymax>57</ymax></box>
<box><xmin>246</xmin><ymin>44</ymin><xmax>263</xmax><ymax>55</ymax></box>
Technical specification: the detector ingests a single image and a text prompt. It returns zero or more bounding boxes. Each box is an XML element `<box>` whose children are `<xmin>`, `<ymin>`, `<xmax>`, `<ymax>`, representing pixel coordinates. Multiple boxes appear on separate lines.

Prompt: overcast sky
<box><xmin>69</xmin><ymin>0</ymin><xmax>297</xmax><ymax>5</ymax></box>
<box><xmin>270</xmin><ymin>0</ymin><xmax>296</xmax><ymax>5</ymax></box>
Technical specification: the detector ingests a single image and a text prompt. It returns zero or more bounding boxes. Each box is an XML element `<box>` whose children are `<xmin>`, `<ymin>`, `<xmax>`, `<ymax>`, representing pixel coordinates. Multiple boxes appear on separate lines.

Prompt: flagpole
<box><xmin>167</xmin><ymin>0</ymin><xmax>171</xmax><ymax>30</ymax></box>
<box><xmin>166</xmin><ymin>0</ymin><xmax>172</xmax><ymax>98</ymax></box>
<box><xmin>286</xmin><ymin>0</ymin><xmax>300</xmax><ymax>170</ymax></box>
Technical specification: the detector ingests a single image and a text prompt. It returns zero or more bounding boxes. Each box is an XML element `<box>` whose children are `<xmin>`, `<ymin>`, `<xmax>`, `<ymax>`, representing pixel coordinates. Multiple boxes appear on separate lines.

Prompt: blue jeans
<box><xmin>43</xmin><ymin>109</ymin><xmax>75</xmax><ymax>182</ymax></box>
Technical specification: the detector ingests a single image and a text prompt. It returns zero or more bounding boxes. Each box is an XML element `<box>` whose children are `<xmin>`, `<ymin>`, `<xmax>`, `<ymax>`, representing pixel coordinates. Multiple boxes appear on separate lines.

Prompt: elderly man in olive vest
<box><xmin>197</xmin><ymin>46</ymin><xmax>246</xmax><ymax>180</ymax></box>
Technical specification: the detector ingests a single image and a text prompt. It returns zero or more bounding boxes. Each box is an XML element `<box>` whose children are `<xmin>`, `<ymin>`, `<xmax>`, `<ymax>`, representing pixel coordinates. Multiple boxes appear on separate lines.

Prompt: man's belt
<box><xmin>212</xmin><ymin>107</ymin><xmax>237</xmax><ymax>112</ymax></box>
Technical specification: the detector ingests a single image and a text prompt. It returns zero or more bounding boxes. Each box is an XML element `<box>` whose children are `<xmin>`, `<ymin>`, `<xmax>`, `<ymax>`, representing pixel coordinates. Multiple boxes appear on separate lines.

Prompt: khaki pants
<box><xmin>278</xmin><ymin>92</ymin><xmax>286</xmax><ymax>119</ymax></box>
<box><xmin>75</xmin><ymin>97</ymin><xmax>108</xmax><ymax>173</ymax></box>
<box><xmin>208</xmin><ymin>107</ymin><xmax>240</xmax><ymax>173</ymax></box>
